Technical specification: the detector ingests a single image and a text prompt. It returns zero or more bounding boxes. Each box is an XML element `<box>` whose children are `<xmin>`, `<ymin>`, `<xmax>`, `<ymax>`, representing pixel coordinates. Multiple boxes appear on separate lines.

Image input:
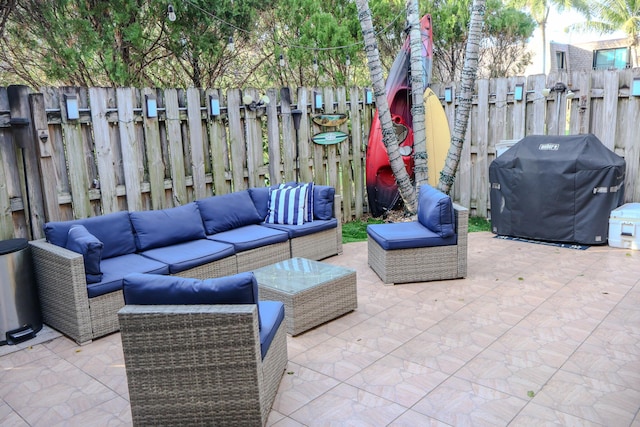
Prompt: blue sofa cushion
<box><xmin>208</xmin><ymin>224</ymin><xmax>288</xmax><ymax>252</ymax></box>
<box><xmin>266</xmin><ymin>186</ymin><xmax>308</xmax><ymax>225</ymax></box>
<box><xmin>44</xmin><ymin>211</ymin><xmax>136</xmax><ymax>259</ymax></box>
<box><xmin>129</xmin><ymin>203</ymin><xmax>206</xmax><ymax>251</ymax></box>
<box><xmin>367</xmin><ymin>222</ymin><xmax>457</xmax><ymax>250</ymax></box>
<box><xmin>313</xmin><ymin>185</ymin><xmax>335</xmax><ymax>220</ymax></box>
<box><xmin>417</xmin><ymin>185</ymin><xmax>456</xmax><ymax>238</ymax></box>
<box><xmin>258</xmin><ymin>300</ymin><xmax>285</xmax><ymax>360</ymax></box>
<box><xmin>262</xmin><ymin>218</ymin><xmax>337</xmax><ymax>238</ymax></box>
<box><xmin>197</xmin><ymin>191</ymin><xmax>263</xmax><ymax>234</ymax></box>
<box><xmin>248</xmin><ymin>187</ymin><xmax>273</xmax><ymax>221</ymax></box>
<box><xmin>65</xmin><ymin>225</ymin><xmax>103</xmax><ymax>284</ymax></box>
<box><xmin>123</xmin><ymin>271</ymin><xmax>259</xmax><ymax>306</ymax></box>
<box><xmin>86</xmin><ymin>254</ymin><xmax>169</xmax><ymax>298</ymax></box>
<box><xmin>139</xmin><ymin>239</ymin><xmax>235</xmax><ymax>274</ymax></box>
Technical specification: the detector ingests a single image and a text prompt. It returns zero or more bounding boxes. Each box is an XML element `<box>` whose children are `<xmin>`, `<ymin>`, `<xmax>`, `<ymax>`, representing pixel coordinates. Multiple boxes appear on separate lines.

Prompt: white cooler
<box><xmin>608</xmin><ymin>203</ymin><xmax>640</xmax><ymax>250</ymax></box>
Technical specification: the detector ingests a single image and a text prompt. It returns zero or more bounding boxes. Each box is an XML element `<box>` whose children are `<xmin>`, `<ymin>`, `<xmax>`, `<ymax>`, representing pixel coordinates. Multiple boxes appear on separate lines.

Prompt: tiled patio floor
<box><xmin>1</xmin><ymin>232</ymin><xmax>639</xmax><ymax>426</ymax></box>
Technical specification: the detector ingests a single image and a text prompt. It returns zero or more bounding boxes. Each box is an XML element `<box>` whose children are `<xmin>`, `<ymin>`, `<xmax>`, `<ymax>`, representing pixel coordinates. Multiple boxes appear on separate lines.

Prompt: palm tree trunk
<box><xmin>438</xmin><ymin>0</ymin><xmax>486</xmax><ymax>194</ymax></box>
<box><xmin>407</xmin><ymin>0</ymin><xmax>427</xmax><ymax>188</ymax></box>
<box><xmin>356</xmin><ymin>0</ymin><xmax>417</xmax><ymax>213</ymax></box>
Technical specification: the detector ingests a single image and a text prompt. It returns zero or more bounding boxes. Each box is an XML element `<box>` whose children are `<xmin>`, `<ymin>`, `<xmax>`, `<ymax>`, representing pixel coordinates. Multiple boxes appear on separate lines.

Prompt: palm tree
<box><xmin>438</xmin><ymin>0</ymin><xmax>487</xmax><ymax>193</ymax></box>
<box><xmin>355</xmin><ymin>0</ymin><xmax>418</xmax><ymax>213</ymax></box>
<box><xmin>570</xmin><ymin>0</ymin><xmax>640</xmax><ymax>67</ymax></box>
<box><xmin>407</xmin><ymin>0</ymin><xmax>428</xmax><ymax>187</ymax></box>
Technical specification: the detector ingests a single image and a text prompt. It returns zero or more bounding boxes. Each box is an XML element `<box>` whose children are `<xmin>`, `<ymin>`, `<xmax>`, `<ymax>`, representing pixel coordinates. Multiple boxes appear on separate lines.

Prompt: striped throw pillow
<box><xmin>279</xmin><ymin>182</ymin><xmax>314</xmax><ymax>222</ymax></box>
<box><xmin>266</xmin><ymin>186</ymin><xmax>308</xmax><ymax>225</ymax></box>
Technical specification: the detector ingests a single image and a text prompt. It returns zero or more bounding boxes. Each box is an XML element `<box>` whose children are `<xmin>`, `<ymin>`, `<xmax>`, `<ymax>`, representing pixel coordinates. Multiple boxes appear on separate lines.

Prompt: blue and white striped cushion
<box><xmin>266</xmin><ymin>186</ymin><xmax>307</xmax><ymax>225</ymax></box>
<box><xmin>279</xmin><ymin>182</ymin><xmax>314</xmax><ymax>222</ymax></box>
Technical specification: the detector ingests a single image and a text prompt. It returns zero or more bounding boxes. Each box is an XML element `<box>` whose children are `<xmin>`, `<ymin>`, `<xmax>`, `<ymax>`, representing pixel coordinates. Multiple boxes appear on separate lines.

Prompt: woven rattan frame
<box><xmin>118</xmin><ymin>304</ymin><xmax>287</xmax><ymax>426</ymax></box>
<box><xmin>367</xmin><ymin>204</ymin><xmax>469</xmax><ymax>285</ymax></box>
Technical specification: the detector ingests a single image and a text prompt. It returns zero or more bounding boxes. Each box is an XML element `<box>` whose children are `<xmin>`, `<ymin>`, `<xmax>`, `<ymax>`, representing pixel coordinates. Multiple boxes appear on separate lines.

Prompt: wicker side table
<box><xmin>253</xmin><ymin>258</ymin><xmax>357</xmax><ymax>335</ymax></box>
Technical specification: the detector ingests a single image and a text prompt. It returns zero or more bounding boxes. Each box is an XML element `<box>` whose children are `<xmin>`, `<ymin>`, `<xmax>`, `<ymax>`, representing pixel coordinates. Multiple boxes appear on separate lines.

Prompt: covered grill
<box><xmin>489</xmin><ymin>134</ymin><xmax>626</xmax><ymax>245</ymax></box>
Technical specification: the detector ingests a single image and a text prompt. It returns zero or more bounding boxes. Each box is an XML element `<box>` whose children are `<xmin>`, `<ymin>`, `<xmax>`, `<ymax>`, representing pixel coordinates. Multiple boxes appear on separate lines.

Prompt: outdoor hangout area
<box><xmin>1</xmin><ymin>231</ymin><xmax>639</xmax><ymax>426</ymax></box>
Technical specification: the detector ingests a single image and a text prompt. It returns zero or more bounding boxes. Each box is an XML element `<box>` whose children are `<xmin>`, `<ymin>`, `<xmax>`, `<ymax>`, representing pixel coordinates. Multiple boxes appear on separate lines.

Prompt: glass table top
<box><xmin>252</xmin><ymin>257</ymin><xmax>355</xmax><ymax>294</ymax></box>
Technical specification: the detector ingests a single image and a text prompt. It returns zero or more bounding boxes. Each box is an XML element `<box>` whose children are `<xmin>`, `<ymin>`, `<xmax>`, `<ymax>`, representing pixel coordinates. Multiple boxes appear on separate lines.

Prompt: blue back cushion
<box><xmin>129</xmin><ymin>203</ymin><xmax>206</xmax><ymax>251</ymax></box>
<box><xmin>197</xmin><ymin>190</ymin><xmax>263</xmax><ymax>234</ymax></box>
<box><xmin>44</xmin><ymin>211</ymin><xmax>136</xmax><ymax>259</ymax></box>
<box><xmin>248</xmin><ymin>187</ymin><xmax>273</xmax><ymax>221</ymax></box>
<box><xmin>417</xmin><ymin>185</ymin><xmax>455</xmax><ymax>237</ymax></box>
<box><xmin>313</xmin><ymin>185</ymin><xmax>335</xmax><ymax>220</ymax></box>
<box><xmin>123</xmin><ymin>271</ymin><xmax>259</xmax><ymax>306</ymax></box>
<box><xmin>65</xmin><ymin>225</ymin><xmax>103</xmax><ymax>284</ymax></box>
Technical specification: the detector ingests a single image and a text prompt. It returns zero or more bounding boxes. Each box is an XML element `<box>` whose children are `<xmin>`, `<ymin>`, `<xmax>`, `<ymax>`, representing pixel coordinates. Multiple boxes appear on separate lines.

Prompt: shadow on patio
<box><xmin>1</xmin><ymin>232</ymin><xmax>639</xmax><ymax>426</ymax></box>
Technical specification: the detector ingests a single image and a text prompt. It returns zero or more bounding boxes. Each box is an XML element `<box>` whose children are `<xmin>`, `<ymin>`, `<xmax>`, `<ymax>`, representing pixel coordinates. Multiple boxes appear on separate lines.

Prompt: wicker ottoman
<box><xmin>253</xmin><ymin>258</ymin><xmax>357</xmax><ymax>335</ymax></box>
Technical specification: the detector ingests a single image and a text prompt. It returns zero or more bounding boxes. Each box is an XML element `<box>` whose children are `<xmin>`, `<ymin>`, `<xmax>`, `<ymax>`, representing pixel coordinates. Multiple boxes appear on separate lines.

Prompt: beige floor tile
<box><xmin>511</xmin><ymin>402</ymin><xmax>605</xmax><ymax>426</ymax></box>
<box><xmin>271</xmin><ymin>362</ymin><xmax>340</xmax><ymax>415</ymax></box>
<box><xmin>562</xmin><ymin>342</ymin><xmax>640</xmax><ymax>390</ymax></box>
<box><xmin>336</xmin><ymin>316</ymin><xmax>423</xmax><ymax>353</ymax></box>
<box><xmin>412</xmin><ymin>376</ymin><xmax>528</xmax><ymax>427</ymax></box>
<box><xmin>50</xmin><ymin>396</ymin><xmax>131</xmax><ymax>427</ymax></box>
<box><xmin>345</xmin><ymin>354</ymin><xmax>449</xmax><ymax>407</ymax></box>
<box><xmin>388</xmin><ymin>409</ymin><xmax>454</xmax><ymax>426</ymax></box>
<box><xmin>532</xmin><ymin>369</ymin><xmax>640</xmax><ymax>425</ymax></box>
<box><xmin>456</xmin><ymin>348</ymin><xmax>557</xmax><ymax>398</ymax></box>
<box><xmin>0</xmin><ymin>401</ymin><xmax>29</xmax><ymax>427</ymax></box>
<box><xmin>0</xmin><ymin>354</ymin><xmax>119</xmax><ymax>426</ymax></box>
<box><xmin>390</xmin><ymin>330</ymin><xmax>484</xmax><ymax>374</ymax></box>
<box><xmin>290</xmin><ymin>336</ymin><xmax>384</xmax><ymax>381</ymax></box>
<box><xmin>289</xmin><ymin>383</ymin><xmax>407</xmax><ymax>426</ymax></box>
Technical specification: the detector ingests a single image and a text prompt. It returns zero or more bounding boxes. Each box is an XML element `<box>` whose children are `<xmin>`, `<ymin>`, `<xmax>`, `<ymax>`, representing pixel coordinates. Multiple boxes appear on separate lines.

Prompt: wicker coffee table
<box><xmin>253</xmin><ymin>257</ymin><xmax>357</xmax><ymax>335</ymax></box>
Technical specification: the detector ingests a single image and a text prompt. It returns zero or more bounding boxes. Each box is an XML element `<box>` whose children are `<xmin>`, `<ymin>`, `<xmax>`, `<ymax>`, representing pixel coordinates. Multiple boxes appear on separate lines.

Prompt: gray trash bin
<box><xmin>0</xmin><ymin>238</ymin><xmax>42</xmax><ymax>345</ymax></box>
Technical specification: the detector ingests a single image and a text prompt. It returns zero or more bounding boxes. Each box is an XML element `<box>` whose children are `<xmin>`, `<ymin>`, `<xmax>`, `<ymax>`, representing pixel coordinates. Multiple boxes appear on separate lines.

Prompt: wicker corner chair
<box><xmin>118</xmin><ymin>303</ymin><xmax>287</xmax><ymax>426</ymax></box>
<box><xmin>367</xmin><ymin>203</ymin><xmax>469</xmax><ymax>285</ymax></box>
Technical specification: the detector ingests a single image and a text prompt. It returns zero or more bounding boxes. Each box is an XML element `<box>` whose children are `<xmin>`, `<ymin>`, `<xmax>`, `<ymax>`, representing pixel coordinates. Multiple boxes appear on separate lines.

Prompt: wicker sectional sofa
<box><xmin>30</xmin><ymin>184</ymin><xmax>342</xmax><ymax>344</ymax></box>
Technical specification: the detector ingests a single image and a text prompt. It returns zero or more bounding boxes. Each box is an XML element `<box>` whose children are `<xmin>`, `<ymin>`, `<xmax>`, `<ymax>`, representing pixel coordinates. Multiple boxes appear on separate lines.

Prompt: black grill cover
<box><xmin>489</xmin><ymin>134</ymin><xmax>625</xmax><ymax>245</ymax></box>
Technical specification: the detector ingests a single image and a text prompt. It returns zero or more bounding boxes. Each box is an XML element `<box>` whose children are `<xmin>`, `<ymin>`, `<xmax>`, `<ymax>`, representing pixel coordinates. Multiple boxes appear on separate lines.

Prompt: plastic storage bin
<box><xmin>608</xmin><ymin>203</ymin><xmax>640</xmax><ymax>250</ymax></box>
<box><xmin>0</xmin><ymin>238</ymin><xmax>42</xmax><ymax>345</ymax></box>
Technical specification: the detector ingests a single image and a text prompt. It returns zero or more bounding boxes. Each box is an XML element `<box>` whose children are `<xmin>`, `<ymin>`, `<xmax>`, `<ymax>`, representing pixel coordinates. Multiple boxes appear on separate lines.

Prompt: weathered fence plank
<box><xmin>164</xmin><ymin>88</ymin><xmax>188</xmax><ymax>205</ymax></box>
<box><xmin>116</xmin><ymin>88</ymin><xmax>143</xmax><ymax>211</ymax></box>
<box><xmin>186</xmin><ymin>88</ymin><xmax>208</xmax><ymax>199</ymax></box>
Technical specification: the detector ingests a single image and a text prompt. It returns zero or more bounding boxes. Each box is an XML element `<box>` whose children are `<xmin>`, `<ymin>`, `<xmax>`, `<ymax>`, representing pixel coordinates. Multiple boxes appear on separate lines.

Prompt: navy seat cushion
<box><xmin>313</xmin><ymin>185</ymin><xmax>335</xmax><ymax>220</ymax></box>
<box><xmin>65</xmin><ymin>225</ymin><xmax>103</xmax><ymax>284</ymax></box>
<box><xmin>44</xmin><ymin>211</ymin><xmax>136</xmax><ymax>259</ymax></box>
<box><xmin>130</xmin><ymin>203</ymin><xmax>206</xmax><ymax>251</ymax></box>
<box><xmin>208</xmin><ymin>224</ymin><xmax>288</xmax><ymax>252</ymax></box>
<box><xmin>367</xmin><ymin>222</ymin><xmax>457</xmax><ymax>250</ymax></box>
<box><xmin>248</xmin><ymin>187</ymin><xmax>273</xmax><ymax>221</ymax></box>
<box><xmin>417</xmin><ymin>185</ymin><xmax>456</xmax><ymax>238</ymax></box>
<box><xmin>261</xmin><ymin>218</ymin><xmax>337</xmax><ymax>238</ymax></box>
<box><xmin>258</xmin><ymin>300</ymin><xmax>285</xmax><ymax>360</ymax></box>
<box><xmin>86</xmin><ymin>254</ymin><xmax>169</xmax><ymax>298</ymax></box>
<box><xmin>197</xmin><ymin>191</ymin><xmax>263</xmax><ymax>234</ymax></box>
<box><xmin>139</xmin><ymin>239</ymin><xmax>235</xmax><ymax>274</ymax></box>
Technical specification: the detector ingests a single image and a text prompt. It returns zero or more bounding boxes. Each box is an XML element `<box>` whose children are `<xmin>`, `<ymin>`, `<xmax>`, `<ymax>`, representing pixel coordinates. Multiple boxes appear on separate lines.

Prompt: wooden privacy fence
<box><xmin>1</xmin><ymin>68</ymin><xmax>639</xmax><ymax>241</ymax></box>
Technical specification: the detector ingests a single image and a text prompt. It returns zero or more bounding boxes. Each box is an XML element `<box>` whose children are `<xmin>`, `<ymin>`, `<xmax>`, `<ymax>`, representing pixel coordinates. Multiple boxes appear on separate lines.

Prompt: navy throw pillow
<box><xmin>65</xmin><ymin>225</ymin><xmax>103</xmax><ymax>284</ymax></box>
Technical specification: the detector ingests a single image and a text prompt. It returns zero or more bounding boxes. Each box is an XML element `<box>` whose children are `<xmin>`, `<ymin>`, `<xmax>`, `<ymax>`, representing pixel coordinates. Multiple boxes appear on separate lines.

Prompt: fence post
<box><xmin>7</xmin><ymin>85</ymin><xmax>46</xmax><ymax>240</ymax></box>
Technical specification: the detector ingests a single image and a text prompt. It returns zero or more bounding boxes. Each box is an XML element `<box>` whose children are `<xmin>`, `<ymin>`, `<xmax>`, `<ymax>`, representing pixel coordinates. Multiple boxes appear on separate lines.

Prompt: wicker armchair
<box><xmin>119</xmin><ymin>303</ymin><xmax>287</xmax><ymax>426</ymax></box>
<box><xmin>367</xmin><ymin>199</ymin><xmax>468</xmax><ymax>285</ymax></box>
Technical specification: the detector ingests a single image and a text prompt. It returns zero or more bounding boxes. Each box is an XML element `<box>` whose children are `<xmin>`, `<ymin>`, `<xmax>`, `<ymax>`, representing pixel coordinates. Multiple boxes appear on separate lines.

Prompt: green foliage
<box><xmin>426</xmin><ymin>0</ymin><xmax>535</xmax><ymax>81</ymax></box>
<box><xmin>468</xmin><ymin>216</ymin><xmax>491</xmax><ymax>232</ymax></box>
<box><xmin>342</xmin><ymin>218</ymin><xmax>384</xmax><ymax>243</ymax></box>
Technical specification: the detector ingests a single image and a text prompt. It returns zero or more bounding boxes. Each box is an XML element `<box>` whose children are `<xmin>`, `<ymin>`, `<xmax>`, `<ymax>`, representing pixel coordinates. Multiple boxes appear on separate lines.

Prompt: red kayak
<box><xmin>366</xmin><ymin>14</ymin><xmax>433</xmax><ymax>217</ymax></box>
